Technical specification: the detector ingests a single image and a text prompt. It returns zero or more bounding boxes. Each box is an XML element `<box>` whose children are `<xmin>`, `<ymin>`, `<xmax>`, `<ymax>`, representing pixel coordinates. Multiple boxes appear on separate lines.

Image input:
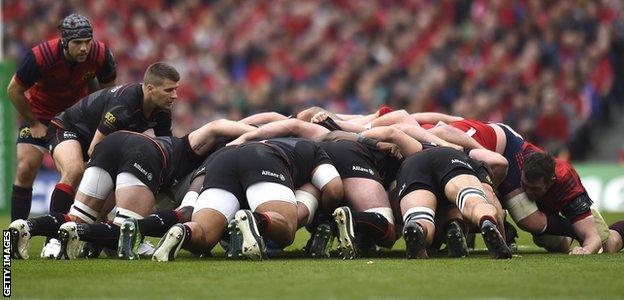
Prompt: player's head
<box><xmin>58</xmin><ymin>13</ymin><xmax>93</xmax><ymax>62</ymax></box>
<box><xmin>143</xmin><ymin>62</ymin><xmax>180</xmax><ymax>110</ymax></box>
<box><xmin>521</xmin><ymin>152</ymin><xmax>556</xmax><ymax>200</ymax></box>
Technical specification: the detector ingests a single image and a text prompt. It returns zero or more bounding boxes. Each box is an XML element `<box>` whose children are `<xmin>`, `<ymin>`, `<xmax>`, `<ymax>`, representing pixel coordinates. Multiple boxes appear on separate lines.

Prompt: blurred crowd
<box><xmin>4</xmin><ymin>0</ymin><xmax>624</xmax><ymax>160</ymax></box>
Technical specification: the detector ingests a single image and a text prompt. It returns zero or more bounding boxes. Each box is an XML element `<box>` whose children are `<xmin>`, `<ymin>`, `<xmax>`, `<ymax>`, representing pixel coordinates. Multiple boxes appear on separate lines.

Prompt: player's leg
<box><xmin>603</xmin><ymin>221</ymin><xmax>624</xmax><ymax>253</ymax></box>
<box><xmin>50</xmin><ymin>139</ymin><xmax>85</xmax><ymax>214</ymax></box>
<box><xmin>400</xmin><ymin>189</ymin><xmax>438</xmax><ymax>259</ymax></box>
<box><xmin>11</xmin><ymin>143</ymin><xmax>44</xmax><ymax>221</ymax></box>
<box><xmin>153</xmin><ymin>188</ymin><xmax>239</xmax><ymax>261</ymax></box>
<box><xmin>444</xmin><ymin>174</ymin><xmax>511</xmax><ymax>259</ymax></box>
<box><xmin>236</xmin><ymin>182</ymin><xmax>298</xmax><ymax>260</ymax></box>
<box><xmin>335</xmin><ymin>178</ymin><xmax>395</xmax><ymax>258</ymax></box>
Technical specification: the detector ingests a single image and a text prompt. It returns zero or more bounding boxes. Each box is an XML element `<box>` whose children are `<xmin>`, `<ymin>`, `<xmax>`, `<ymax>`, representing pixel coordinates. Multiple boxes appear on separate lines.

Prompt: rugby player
<box><xmin>152</xmin><ymin>137</ymin><xmax>343</xmax><ymax>261</ymax></box>
<box><xmin>7</xmin><ymin>13</ymin><xmax>116</xmax><ymax>221</ymax></box>
<box><xmin>8</xmin><ymin>119</ymin><xmax>255</xmax><ymax>260</ymax></box>
<box><xmin>396</xmin><ymin>146</ymin><xmax>512</xmax><ymax>259</ymax></box>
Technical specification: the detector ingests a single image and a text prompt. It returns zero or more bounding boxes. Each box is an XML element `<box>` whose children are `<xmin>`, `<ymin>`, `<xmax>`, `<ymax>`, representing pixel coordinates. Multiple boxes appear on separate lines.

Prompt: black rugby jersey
<box><xmin>52</xmin><ymin>83</ymin><xmax>171</xmax><ymax>140</ymax></box>
<box><xmin>264</xmin><ymin>137</ymin><xmax>331</xmax><ymax>188</ymax></box>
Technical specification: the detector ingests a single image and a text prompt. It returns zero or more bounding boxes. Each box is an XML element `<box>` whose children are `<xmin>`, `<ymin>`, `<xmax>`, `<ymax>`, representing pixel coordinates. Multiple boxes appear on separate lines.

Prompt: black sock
<box><xmin>252</xmin><ymin>212</ymin><xmax>271</xmax><ymax>235</ymax></box>
<box><xmin>543</xmin><ymin>213</ymin><xmax>577</xmax><ymax>239</ymax></box>
<box><xmin>49</xmin><ymin>183</ymin><xmax>75</xmax><ymax>214</ymax></box>
<box><xmin>181</xmin><ymin>224</ymin><xmax>193</xmax><ymax>248</ymax></box>
<box><xmin>11</xmin><ymin>185</ymin><xmax>32</xmax><ymax>221</ymax></box>
<box><xmin>27</xmin><ymin>213</ymin><xmax>68</xmax><ymax>237</ymax></box>
<box><xmin>77</xmin><ymin>223</ymin><xmax>120</xmax><ymax>250</ymax></box>
<box><xmin>137</xmin><ymin>210</ymin><xmax>183</xmax><ymax>237</ymax></box>
<box><xmin>479</xmin><ymin>215</ymin><xmax>497</xmax><ymax>228</ymax></box>
<box><xmin>352</xmin><ymin>211</ymin><xmax>394</xmax><ymax>247</ymax></box>
<box><xmin>609</xmin><ymin>221</ymin><xmax>624</xmax><ymax>240</ymax></box>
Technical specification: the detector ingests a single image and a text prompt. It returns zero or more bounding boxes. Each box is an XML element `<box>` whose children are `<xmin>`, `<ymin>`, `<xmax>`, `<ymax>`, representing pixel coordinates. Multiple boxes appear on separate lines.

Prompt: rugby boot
<box><xmin>152</xmin><ymin>224</ymin><xmax>187</xmax><ymax>262</ymax></box>
<box><xmin>445</xmin><ymin>220</ymin><xmax>468</xmax><ymax>258</ymax></box>
<box><xmin>403</xmin><ymin>220</ymin><xmax>428</xmax><ymax>259</ymax></box>
<box><xmin>57</xmin><ymin>222</ymin><xmax>82</xmax><ymax>260</ymax></box>
<box><xmin>481</xmin><ymin>220</ymin><xmax>512</xmax><ymax>259</ymax></box>
<box><xmin>8</xmin><ymin>219</ymin><xmax>31</xmax><ymax>259</ymax></box>
<box><xmin>225</xmin><ymin>219</ymin><xmax>243</xmax><ymax>260</ymax></box>
<box><xmin>504</xmin><ymin>220</ymin><xmax>519</xmax><ymax>253</ymax></box>
<box><xmin>118</xmin><ymin>218</ymin><xmax>143</xmax><ymax>260</ymax></box>
<box><xmin>305</xmin><ymin>222</ymin><xmax>334</xmax><ymax>258</ymax></box>
<box><xmin>78</xmin><ymin>242</ymin><xmax>103</xmax><ymax>259</ymax></box>
<box><xmin>41</xmin><ymin>237</ymin><xmax>62</xmax><ymax>259</ymax></box>
<box><xmin>235</xmin><ymin>210</ymin><xmax>267</xmax><ymax>261</ymax></box>
<box><xmin>333</xmin><ymin>206</ymin><xmax>358</xmax><ymax>259</ymax></box>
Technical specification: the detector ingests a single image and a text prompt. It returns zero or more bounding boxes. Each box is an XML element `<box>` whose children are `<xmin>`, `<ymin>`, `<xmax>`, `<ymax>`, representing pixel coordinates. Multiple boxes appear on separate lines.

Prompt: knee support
<box><xmin>296</xmin><ymin>190</ymin><xmax>318</xmax><ymax>226</ymax></box>
<box><xmin>403</xmin><ymin>207</ymin><xmax>435</xmax><ymax>225</ymax></box>
<box><xmin>69</xmin><ymin>201</ymin><xmax>99</xmax><ymax>224</ymax></box>
<box><xmin>365</xmin><ymin>207</ymin><xmax>395</xmax><ymax>225</ymax></box>
<box><xmin>113</xmin><ymin>207</ymin><xmax>144</xmax><ymax>226</ymax></box>
<box><xmin>456</xmin><ymin>186</ymin><xmax>487</xmax><ymax>214</ymax></box>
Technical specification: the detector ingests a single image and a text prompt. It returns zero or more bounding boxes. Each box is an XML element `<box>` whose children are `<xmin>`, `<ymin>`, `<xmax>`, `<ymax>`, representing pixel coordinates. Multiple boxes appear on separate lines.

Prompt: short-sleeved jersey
<box><xmin>51</xmin><ymin>83</ymin><xmax>172</xmax><ymax>141</ymax></box>
<box><xmin>448</xmin><ymin>119</ymin><xmax>498</xmax><ymax>152</ymax></box>
<box><xmin>15</xmin><ymin>38</ymin><xmax>116</xmax><ymax>120</ymax></box>
<box><xmin>264</xmin><ymin>138</ymin><xmax>332</xmax><ymax>188</ymax></box>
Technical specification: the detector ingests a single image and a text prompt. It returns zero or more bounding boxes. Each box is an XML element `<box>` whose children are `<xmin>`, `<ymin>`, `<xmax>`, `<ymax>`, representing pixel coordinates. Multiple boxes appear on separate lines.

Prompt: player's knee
<box><xmin>61</xmin><ymin>163</ymin><xmax>85</xmax><ymax>184</ymax></box>
<box><xmin>14</xmin><ymin>161</ymin><xmax>40</xmax><ymax>185</ymax></box>
<box><xmin>321</xmin><ymin>178</ymin><xmax>344</xmax><ymax>210</ymax></box>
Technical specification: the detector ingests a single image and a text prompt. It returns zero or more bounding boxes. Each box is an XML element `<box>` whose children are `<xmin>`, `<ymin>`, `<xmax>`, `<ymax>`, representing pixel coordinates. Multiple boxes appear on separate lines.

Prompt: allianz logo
<box><xmin>262</xmin><ymin>170</ymin><xmax>286</xmax><ymax>181</ymax></box>
<box><xmin>352</xmin><ymin>165</ymin><xmax>374</xmax><ymax>175</ymax></box>
<box><xmin>134</xmin><ymin>163</ymin><xmax>153</xmax><ymax>181</ymax></box>
<box><xmin>451</xmin><ymin>159</ymin><xmax>473</xmax><ymax>169</ymax></box>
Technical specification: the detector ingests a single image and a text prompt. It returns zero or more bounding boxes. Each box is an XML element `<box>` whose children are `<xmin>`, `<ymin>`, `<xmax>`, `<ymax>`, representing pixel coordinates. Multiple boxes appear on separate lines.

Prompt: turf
<box><xmin>6</xmin><ymin>213</ymin><xmax>624</xmax><ymax>299</ymax></box>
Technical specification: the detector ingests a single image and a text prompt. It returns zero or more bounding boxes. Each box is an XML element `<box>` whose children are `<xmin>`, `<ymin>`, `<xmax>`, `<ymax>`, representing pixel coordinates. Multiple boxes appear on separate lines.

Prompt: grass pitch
<box><xmin>7</xmin><ymin>213</ymin><xmax>624</xmax><ymax>299</ymax></box>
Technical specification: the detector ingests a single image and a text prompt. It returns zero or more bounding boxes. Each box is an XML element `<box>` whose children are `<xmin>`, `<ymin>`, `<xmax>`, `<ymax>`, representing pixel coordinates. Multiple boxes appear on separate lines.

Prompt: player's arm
<box><xmin>188</xmin><ymin>119</ymin><xmax>256</xmax><ymax>156</ymax></box>
<box><xmin>7</xmin><ymin>51</ymin><xmax>47</xmax><ymax>138</ymax></box>
<box><xmin>228</xmin><ymin>119</ymin><xmax>330</xmax><ymax>145</ymax></box>
<box><xmin>239</xmin><ymin>112</ymin><xmax>289</xmax><ymax>125</ymax></box>
<box><xmin>467</xmin><ymin>149</ymin><xmax>508</xmax><ymax>187</ymax></box>
<box><xmin>361</xmin><ymin>126</ymin><xmax>423</xmax><ymax>157</ymax></box>
<box><xmin>411</xmin><ymin>112</ymin><xmax>463</xmax><ymax>124</ymax></box>
<box><xmin>89</xmin><ymin>105</ymin><xmax>129</xmax><ymax>156</ymax></box>
<box><xmin>95</xmin><ymin>46</ymin><xmax>117</xmax><ymax>89</ymax></box>
<box><xmin>562</xmin><ymin>194</ymin><xmax>601</xmax><ymax>254</ymax></box>
<box><xmin>391</xmin><ymin>123</ymin><xmax>463</xmax><ymax>151</ymax></box>
<box><xmin>87</xmin><ymin>129</ymin><xmax>107</xmax><ymax>157</ymax></box>
<box><xmin>428</xmin><ymin>124</ymin><xmax>485</xmax><ymax>150</ymax></box>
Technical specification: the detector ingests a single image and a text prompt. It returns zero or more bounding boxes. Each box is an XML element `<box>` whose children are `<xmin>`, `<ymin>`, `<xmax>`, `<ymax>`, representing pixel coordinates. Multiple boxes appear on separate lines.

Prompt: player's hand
<box><xmin>569</xmin><ymin>246</ymin><xmax>589</xmax><ymax>255</ymax></box>
<box><xmin>310</xmin><ymin>112</ymin><xmax>329</xmax><ymax>124</ymax></box>
<box><xmin>377</xmin><ymin>142</ymin><xmax>402</xmax><ymax>160</ymax></box>
<box><xmin>29</xmin><ymin>122</ymin><xmax>48</xmax><ymax>139</ymax></box>
<box><xmin>226</xmin><ymin>137</ymin><xmax>245</xmax><ymax>147</ymax></box>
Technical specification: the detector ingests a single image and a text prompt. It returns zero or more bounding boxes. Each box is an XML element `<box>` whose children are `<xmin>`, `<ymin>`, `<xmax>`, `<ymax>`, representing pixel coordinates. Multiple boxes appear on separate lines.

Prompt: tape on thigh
<box><xmin>246</xmin><ymin>182</ymin><xmax>296</xmax><ymax>212</ymax></box>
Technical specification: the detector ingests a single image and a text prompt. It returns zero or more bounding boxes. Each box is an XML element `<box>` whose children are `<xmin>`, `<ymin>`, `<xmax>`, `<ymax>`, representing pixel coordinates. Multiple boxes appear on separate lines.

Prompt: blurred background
<box><xmin>2</xmin><ymin>0</ymin><xmax>624</xmax><ymax>213</ymax></box>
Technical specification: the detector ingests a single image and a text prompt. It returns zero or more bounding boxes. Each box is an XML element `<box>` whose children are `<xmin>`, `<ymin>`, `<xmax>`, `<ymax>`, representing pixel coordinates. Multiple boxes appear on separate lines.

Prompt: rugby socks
<box><xmin>11</xmin><ymin>185</ymin><xmax>32</xmax><ymax>221</ymax></box>
<box><xmin>543</xmin><ymin>213</ymin><xmax>576</xmax><ymax>238</ymax></box>
<box><xmin>26</xmin><ymin>213</ymin><xmax>70</xmax><ymax>237</ymax></box>
<box><xmin>49</xmin><ymin>183</ymin><xmax>75</xmax><ymax>214</ymax></box>
<box><xmin>181</xmin><ymin>224</ymin><xmax>193</xmax><ymax>248</ymax></box>
<box><xmin>609</xmin><ymin>221</ymin><xmax>624</xmax><ymax>240</ymax></box>
<box><xmin>352</xmin><ymin>212</ymin><xmax>394</xmax><ymax>247</ymax></box>
<box><xmin>253</xmin><ymin>212</ymin><xmax>271</xmax><ymax>234</ymax></box>
<box><xmin>137</xmin><ymin>210</ymin><xmax>184</xmax><ymax>237</ymax></box>
<box><xmin>76</xmin><ymin>222</ymin><xmax>120</xmax><ymax>250</ymax></box>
